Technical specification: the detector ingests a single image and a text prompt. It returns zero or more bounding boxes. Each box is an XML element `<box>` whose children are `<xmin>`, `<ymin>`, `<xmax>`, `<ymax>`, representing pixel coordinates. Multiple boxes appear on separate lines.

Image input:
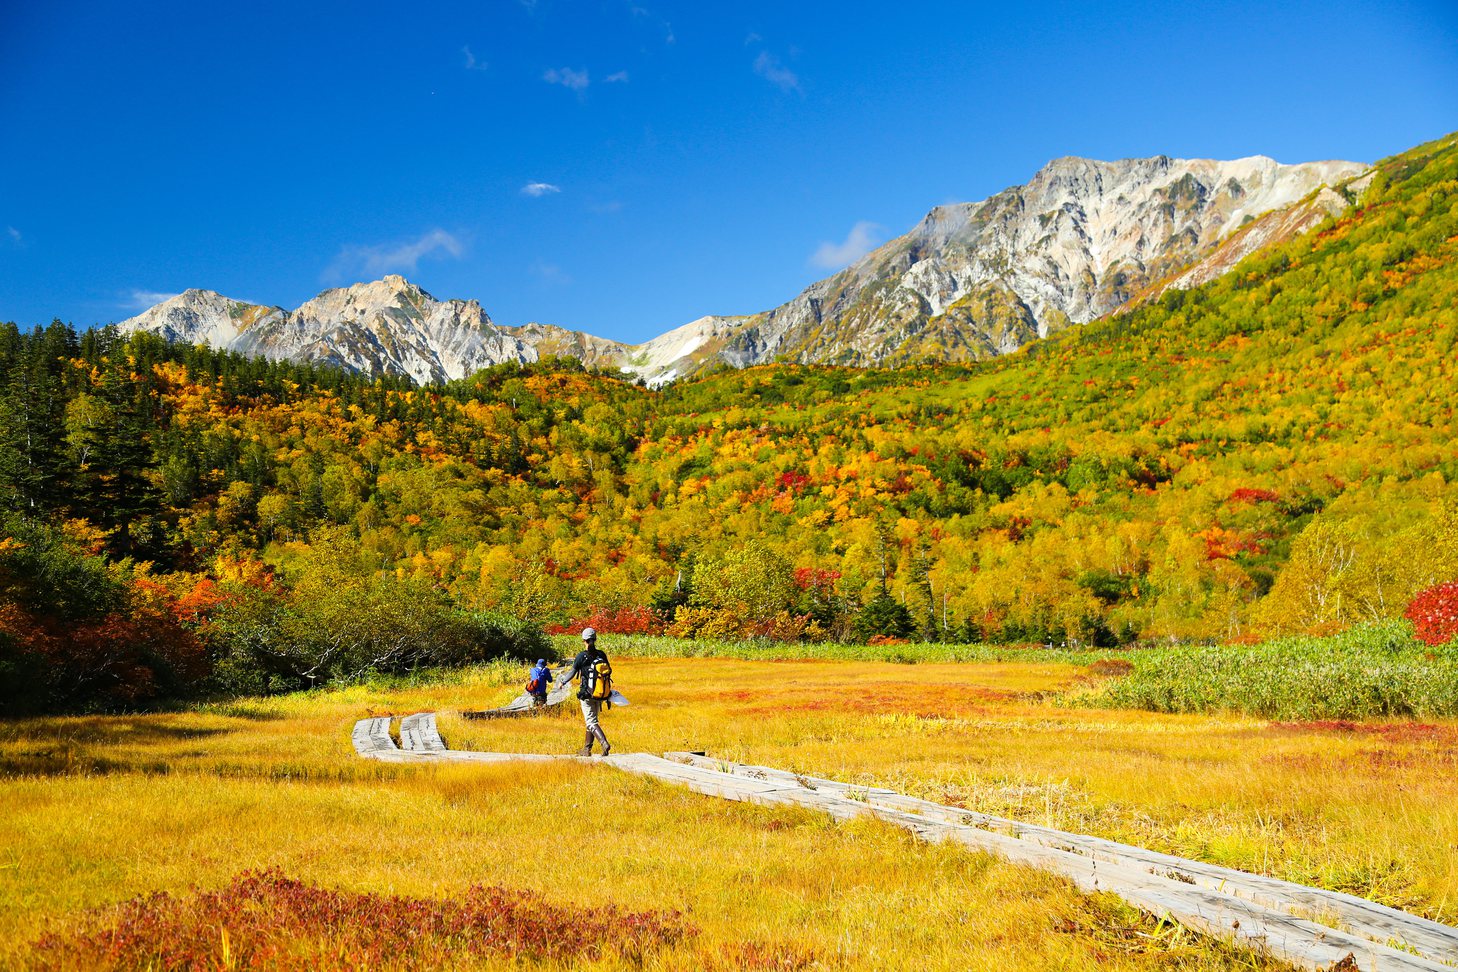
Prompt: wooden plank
<box><xmin>638</xmin><ymin>755</ymin><xmax>1446</xmax><ymax>972</ymax></box>
<box><xmin>661</xmin><ymin>752</ymin><xmax>1458</xmax><ymax>967</ymax></box>
<box><xmin>350</xmin><ymin>716</ymin><xmax>398</xmax><ymax>755</ymax></box>
<box><xmin>400</xmin><ymin>712</ymin><xmax>446</xmax><ymax>752</ymax></box>
<box><xmin>462</xmin><ymin>682</ymin><xmax>578</xmax><ymax>719</ymax></box>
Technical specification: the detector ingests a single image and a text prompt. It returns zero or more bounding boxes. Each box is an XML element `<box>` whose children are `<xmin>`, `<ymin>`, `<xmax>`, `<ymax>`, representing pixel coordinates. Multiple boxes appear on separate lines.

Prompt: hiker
<box><xmin>526</xmin><ymin>658</ymin><xmax>553</xmax><ymax>706</ymax></box>
<box><xmin>556</xmin><ymin>627</ymin><xmax>613</xmax><ymax>757</ymax></box>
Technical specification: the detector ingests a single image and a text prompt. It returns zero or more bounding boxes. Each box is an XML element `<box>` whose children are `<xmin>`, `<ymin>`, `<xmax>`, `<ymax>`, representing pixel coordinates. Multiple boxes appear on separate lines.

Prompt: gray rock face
<box><xmin>118</xmin><ymin>153</ymin><xmax>1367</xmax><ymax>385</ymax></box>
<box><xmin>119</xmin><ymin>290</ymin><xmax>286</xmax><ymax>348</ymax></box>
<box><xmin>120</xmin><ymin>276</ymin><xmax>543</xmax><ymax>385</ymax></box>
<box><xmin>705</xmin><ymin>154</ymin><xmax>1368</xmax><ymax>370</ymax></box>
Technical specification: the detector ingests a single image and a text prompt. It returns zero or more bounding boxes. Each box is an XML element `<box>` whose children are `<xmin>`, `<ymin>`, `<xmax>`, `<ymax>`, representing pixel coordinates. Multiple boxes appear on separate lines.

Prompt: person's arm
<box><xmin>555</xmin><ymin>654</ymin><xmax>583</xmax><ymax>688</ymax></box>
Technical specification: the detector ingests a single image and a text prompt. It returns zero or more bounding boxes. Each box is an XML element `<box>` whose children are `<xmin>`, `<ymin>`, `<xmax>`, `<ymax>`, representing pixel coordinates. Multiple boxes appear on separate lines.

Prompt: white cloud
<box><xmin>810</xmin><ymin>221</ymin><xmax>883</xmax><ymax>270</ymax></box>
<box><xmin>543</xmin><ymin>67</ymin><xmax>590</xmax><ymax>91</ymax></box>
<box><xmin>5</xmin><ymin>226</ymin><xmax>20</xmax><ymax>244</ymax></box>
<box><xmin>604</xmin><ymin>70</ymin><xmax>630</xmax><ymax>83</ymax></box>
<box><xmin>744</xmin><ymin>32</ymin><xmax>762</xmax><ymax>45</ymax></box>
<box><xmin>521</xmin><ymin>182</ymin><xmax>562</xmax><ymax>198</ymax></box>
<box><xmin>588</xmin><ymin>200</ymin><xmax>624</xmax><ymax>214</ymax></box>
<box><xmin>753</xmin><ymin>50</ymin><xmax>800</xmax><ymax>93</ymax></box>
<box><xmin>325</xmin><ymin>228</ymin><xmax>464</xmax><ymax>281</ymax></box>
<box><xmin>461</xmin><ymin>45</ymin><xmax>488</xmax><ymax>71</ymax></box>
<box><xmin>124</xmin><ymin>289</ymin><xmax>180</xmax><ymax>310</ymax></box>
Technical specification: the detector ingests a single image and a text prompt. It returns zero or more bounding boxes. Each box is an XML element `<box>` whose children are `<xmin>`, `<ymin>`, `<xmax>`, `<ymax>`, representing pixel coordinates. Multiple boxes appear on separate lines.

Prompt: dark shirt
<box><xmin>558</xmin><ymin>646</ymin><xmax>608</xmax><ymax>700</ymax></box>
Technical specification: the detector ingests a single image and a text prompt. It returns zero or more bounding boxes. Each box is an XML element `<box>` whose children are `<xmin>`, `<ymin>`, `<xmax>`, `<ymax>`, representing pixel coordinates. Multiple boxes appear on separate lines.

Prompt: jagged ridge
<box><xmin>118</xmin><ymin>153</ymin><xmax>1368</xmax><ymax>384</ymax></box>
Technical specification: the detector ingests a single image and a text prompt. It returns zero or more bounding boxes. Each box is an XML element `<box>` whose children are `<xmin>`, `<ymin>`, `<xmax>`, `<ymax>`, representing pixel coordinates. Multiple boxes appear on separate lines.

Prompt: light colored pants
<box><xmin>580</xmin><ymin>699</ymin><xmax>609</xmax><ymax>750</ymax></box>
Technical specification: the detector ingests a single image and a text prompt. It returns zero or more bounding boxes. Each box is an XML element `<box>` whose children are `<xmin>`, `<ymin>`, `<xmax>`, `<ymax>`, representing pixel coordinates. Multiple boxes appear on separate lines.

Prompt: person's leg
<box><xmin>587</xmin><ymin>700</ymin><xmax>610</xmax><ymax>755</ymax></box>
<box><xmin>579</xmin><ymin>699</ymin><xmax>599</xmax><ymax>755</ymax></box>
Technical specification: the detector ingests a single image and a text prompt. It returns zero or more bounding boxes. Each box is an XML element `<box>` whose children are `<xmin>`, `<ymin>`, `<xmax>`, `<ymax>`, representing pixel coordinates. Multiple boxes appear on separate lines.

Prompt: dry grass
<box><xmin>0</xmin><ymin>654</ymin><xmax>1448</xmax><ymax>968</ymax></box>
<box><xmin>445</xmin><ymin>658</ymin><xmax>1458</xmax><ymax>920</ymax></box>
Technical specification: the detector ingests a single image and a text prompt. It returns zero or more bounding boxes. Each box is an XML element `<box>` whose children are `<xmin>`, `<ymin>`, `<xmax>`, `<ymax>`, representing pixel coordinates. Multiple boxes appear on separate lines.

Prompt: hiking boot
<box><xmin>577</xmin><ymin>745</ymin><xmax>592</xmax><ymax>756</ymax></box>
<box><xmin>599</xmin><ymin>743</ymin><xmax>611</xmax><ymax>758</ymax></box>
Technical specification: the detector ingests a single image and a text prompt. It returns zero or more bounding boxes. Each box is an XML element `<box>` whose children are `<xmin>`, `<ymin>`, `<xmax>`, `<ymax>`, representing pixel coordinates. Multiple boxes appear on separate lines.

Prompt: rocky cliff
<box><xmin>118</xmin><ymin>153</ymin><xmax>1368</xmax><ymax>385</ymax></box>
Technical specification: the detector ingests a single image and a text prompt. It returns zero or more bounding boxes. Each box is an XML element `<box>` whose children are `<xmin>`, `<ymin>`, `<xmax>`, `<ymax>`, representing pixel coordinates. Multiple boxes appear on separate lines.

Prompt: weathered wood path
<box><xmin>460</xmin><ymin>682</ymin><xmax>578</xmax><ymax>719</ymax></box>
<box><xmin>353</xmin><ymin>713</ymin><xmax>1458</xmax><ymax>972</ymax></box>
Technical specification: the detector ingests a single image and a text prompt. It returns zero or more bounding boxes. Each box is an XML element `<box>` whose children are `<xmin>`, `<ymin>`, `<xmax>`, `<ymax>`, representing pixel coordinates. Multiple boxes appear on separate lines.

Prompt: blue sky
<box><xmin>2</xmin><ymin>0</ymin><xmax>1455</xmax><ymax>343</ymax></box>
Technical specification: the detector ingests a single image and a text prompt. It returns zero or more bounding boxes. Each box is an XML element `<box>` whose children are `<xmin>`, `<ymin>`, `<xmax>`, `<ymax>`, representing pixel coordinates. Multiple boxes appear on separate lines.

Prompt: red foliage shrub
<box><xmin>1405</xmin><ymin>581</ymin><xmax>1458</xmax><ymax>646</ymax></box>
<box><xmin>1087</xmin><ymin>658</ymin><xmax>1135</xmax><ymax>677</ymax></box>
<box><xmin>32</xmin><ymin>869</ymin><xmax>694</xmax><ymax>971</ymax></box>
<box><xmin>549</xmin><ymin>605</ymin><xmax>661</xmax><ymax>636</ymax></box>
<box><xmin>1227</xmin><ymin>487</ymin><xmax>1281</xmax><ymax>505</ymax></box>
<box><xmin>170</xmin><ymin>578</ymin><xmax>236</xmax><ymax>626</ymax></box>
<box><xmin>0</xmin><ymin>597</ymin><xmax>209</xmax><ymax>711</ymax></box>
<box><xmin>866</xmin><ymin>634</ymin><xmax>907</xmax><ymax>646</ymax></box>
<box><xmin>792</xmin><ymin>567</ymin><xmax>841</xmax><ymax>592</ymax></box>
<box><xmin>776</xmin><ymin>470</ymin><xmax>810</xmax><ymax>493</ymax></box>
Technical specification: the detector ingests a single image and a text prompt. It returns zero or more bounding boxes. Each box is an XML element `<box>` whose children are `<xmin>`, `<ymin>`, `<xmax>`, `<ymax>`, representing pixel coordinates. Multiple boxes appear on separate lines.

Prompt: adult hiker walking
<box><xmin>556</xmin><ymin>627</ymin><xmax>613</xmax><ymax>756</ymax></box>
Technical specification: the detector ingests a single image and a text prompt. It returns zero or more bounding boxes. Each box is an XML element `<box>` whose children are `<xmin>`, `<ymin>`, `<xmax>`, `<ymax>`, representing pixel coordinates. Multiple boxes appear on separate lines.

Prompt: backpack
<box><xmin>526</xmin><ymin>674</ymin><xmax>543</xmax><ymax>693</ymax></box>
<box><xmin>581</xmin><ymin>654</ymin><xmax>613</xmax><ymax>702</ymax></box>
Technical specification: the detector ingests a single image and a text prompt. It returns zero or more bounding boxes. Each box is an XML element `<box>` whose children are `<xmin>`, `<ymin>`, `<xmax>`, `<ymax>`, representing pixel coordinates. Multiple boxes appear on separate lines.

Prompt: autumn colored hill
<box><xmin>2</xmin><ymin>131</ymin><xmax>1456</xmax><ymax>713</ymax></box>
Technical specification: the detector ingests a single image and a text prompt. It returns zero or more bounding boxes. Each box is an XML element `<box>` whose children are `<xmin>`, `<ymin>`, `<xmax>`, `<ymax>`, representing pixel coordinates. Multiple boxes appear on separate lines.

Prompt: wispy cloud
<box><xmin>543</xmin><ymin>67</ymin><xmax>590</xmax><ymax>91</ymax></box>
<box><xmin>530</xmin><ymin>260</ymin><xmax>571</xmax><ymax>285</ymax></box>
<box><xmin>521</xmin><ymin>182</ymin><xmax>562</xmax><ymax>198</ymax></box>
<box><xmin>461</xmin><ymin>45</ymin><xmax>488</xmax><ymax>71</ymax></box>
<box><xmin>124</xmin><ymin>289</ymin><xmax>180</xmax><ymax>310</ymax></box>
<box><xmin>604</xmin><ymin>70</ymin><xmax>630</xmax><ymax>83</ymax></box>
<box><xmin>744</xmin><ymin>32</ymin><xmax>762</xmax><ymax>45</ymax></box>
<box><xmin>811</xmin><ymin>221</ymin><xmax>883</xmax><ymax>270</ymax></box>
<box><xmin>325</xmin><ymin>228</ymin><xmax>464</xmax><ymax>282</ymax></box>
<box><xmin>753</xmin><ymin>50</ymin><xmax>800</xmax><ymax>93</ymax></box>
<box><xmin>5</xmin><ymin>226</ymin><xmax>20</xmax><ymax>245</ymax></box>
<box><xmin>627</xmin><ymin>3</ymin><xmax>674</xmax><ymax>44</ymax></box>
<box><xmin>588</xmin><ymin>200</ymin><xmax>624</xmax><ymax>215</ymax></box>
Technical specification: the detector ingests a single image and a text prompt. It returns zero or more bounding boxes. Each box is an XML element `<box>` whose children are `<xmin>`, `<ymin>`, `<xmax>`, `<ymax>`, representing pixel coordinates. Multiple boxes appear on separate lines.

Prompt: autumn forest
<box><xmin>2</xmin><ymin>133</ymin><xmax>1457</xmax><ymax>715</ymax></box>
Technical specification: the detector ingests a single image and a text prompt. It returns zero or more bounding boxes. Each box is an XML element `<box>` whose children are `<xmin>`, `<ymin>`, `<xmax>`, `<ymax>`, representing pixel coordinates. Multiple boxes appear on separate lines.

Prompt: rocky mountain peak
<box><xmin>117</xmin><ymin>149</ymin><xmax>1370</xmax><ymax>386</ymax></box>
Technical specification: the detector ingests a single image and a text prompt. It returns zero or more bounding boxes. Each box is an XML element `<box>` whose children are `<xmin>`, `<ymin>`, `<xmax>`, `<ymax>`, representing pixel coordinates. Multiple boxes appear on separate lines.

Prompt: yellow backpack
<box><xmin>586</xmin><ymin>655</ymin><xmax>613</xmax><ymax>701</ymax></box>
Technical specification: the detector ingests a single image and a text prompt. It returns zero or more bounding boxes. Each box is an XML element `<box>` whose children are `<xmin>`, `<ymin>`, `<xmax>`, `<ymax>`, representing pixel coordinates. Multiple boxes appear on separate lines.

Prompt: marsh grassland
<box><xmin>2</xmin><ymin>651</ymin><xmax>1454</xmax><ymax>970</ymax></box>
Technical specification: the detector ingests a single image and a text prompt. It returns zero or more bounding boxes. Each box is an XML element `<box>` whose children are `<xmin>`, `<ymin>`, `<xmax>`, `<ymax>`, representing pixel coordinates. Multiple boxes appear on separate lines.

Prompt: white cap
<box><xmin>581</xmin><ymin>627</ymin><xmax>597</xmax><ymax>641</ymax></box>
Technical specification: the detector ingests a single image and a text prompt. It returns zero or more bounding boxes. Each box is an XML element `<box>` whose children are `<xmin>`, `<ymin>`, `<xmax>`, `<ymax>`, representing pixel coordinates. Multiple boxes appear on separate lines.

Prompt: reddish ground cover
<box><xmin>32</xmin><ymin>868</ymin><xmax>694</xmax><ymax>970</ymax></box>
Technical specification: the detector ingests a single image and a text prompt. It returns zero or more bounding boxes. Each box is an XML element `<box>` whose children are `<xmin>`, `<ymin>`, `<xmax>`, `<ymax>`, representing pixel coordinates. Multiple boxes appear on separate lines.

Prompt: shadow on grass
<box><xmin>0</xmin><ymin>718</ymin><xmax>235</xmax><ymax>779</ymax></box>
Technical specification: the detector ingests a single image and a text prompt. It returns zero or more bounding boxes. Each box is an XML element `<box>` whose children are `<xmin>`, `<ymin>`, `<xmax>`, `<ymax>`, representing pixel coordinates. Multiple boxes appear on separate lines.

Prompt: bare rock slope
<box><xmin>119</xmin><ymin>154</ymin><xmax>1367</xmax><ymax>385</ymax></box>
<box><xmin>692</xmin><ymin>155</ymin><xmax>1368</xmax><ymax>374</ymax></box>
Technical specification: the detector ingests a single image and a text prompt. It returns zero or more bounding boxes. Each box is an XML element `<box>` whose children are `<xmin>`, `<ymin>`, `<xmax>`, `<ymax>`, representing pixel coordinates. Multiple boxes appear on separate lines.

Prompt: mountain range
<box><xmin>119</xmin><ymin>153</ymin><xmax>1369</xmax><ymax>385</ymax></box>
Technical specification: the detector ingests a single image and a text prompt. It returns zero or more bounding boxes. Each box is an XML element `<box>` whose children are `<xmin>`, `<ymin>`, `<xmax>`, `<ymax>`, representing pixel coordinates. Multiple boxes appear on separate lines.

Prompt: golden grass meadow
<box><xmin>1</xmin><ymin>652</ymin><xmax>1454</xmax><ymax>970</ymax></box>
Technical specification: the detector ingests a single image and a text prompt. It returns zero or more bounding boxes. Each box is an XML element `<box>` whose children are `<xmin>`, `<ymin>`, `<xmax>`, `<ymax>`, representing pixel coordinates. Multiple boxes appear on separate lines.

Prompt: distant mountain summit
<box><xmin>694</xmin><ymin>155</ymin><xmax>1369</xmax><ymax>372</ymax></box>
<box><xmin>119</xmin><ymin>153</ymin><xmax>1368</xmax><ymax>384</ymax></box>
<box><xmin>121</xmin><ymin>275</ymin><xmax>625</xmax><ymax>385</ymax></box>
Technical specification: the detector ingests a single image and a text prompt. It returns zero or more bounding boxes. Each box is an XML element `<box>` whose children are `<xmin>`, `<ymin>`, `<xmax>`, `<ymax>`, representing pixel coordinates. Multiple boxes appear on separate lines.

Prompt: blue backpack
<box><xmin>526</xmin><ymin>665</ymin><xmax>549</xmax><ymax>693</ymax></box>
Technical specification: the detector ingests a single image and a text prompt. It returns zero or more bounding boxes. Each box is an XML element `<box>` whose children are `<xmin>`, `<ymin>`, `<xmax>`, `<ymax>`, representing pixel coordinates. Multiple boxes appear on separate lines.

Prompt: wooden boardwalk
<box><xmin>353</xmin><ymin>714</ymin><xmax>1458</xmax><ymax>972</ymax></box>
<box><xmin>460</xmin><ymin>682</ymin><xmax>578</xmax><ymax>719</ymax></box>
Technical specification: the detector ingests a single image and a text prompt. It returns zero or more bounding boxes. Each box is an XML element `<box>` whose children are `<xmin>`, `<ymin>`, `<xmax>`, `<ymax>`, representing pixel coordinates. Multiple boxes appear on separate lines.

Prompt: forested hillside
<box><xmin>3</xmin><ymin>132</ymin><xmax>1456</xmax><ymax>712</ymax></box>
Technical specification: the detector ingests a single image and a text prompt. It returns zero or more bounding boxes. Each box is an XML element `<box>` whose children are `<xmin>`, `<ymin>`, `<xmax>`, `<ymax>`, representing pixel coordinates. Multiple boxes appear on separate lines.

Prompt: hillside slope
<box><xmin>9</xmin><ymin>132</ymin><xmax>1453</xmax><ymax>653</ymax></box>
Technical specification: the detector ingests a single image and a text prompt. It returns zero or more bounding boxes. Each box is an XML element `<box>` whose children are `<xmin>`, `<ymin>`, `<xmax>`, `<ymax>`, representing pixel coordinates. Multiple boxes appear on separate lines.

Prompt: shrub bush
<box><xmin>1090</xmin><ymin>621</ymin><xmax>1458</xmax><ymax>719</ymax></box>
<box><xmin>1405</xmin><ymin>581</ymin><xmax>1458</xmax><ymax>646</ymax></box>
